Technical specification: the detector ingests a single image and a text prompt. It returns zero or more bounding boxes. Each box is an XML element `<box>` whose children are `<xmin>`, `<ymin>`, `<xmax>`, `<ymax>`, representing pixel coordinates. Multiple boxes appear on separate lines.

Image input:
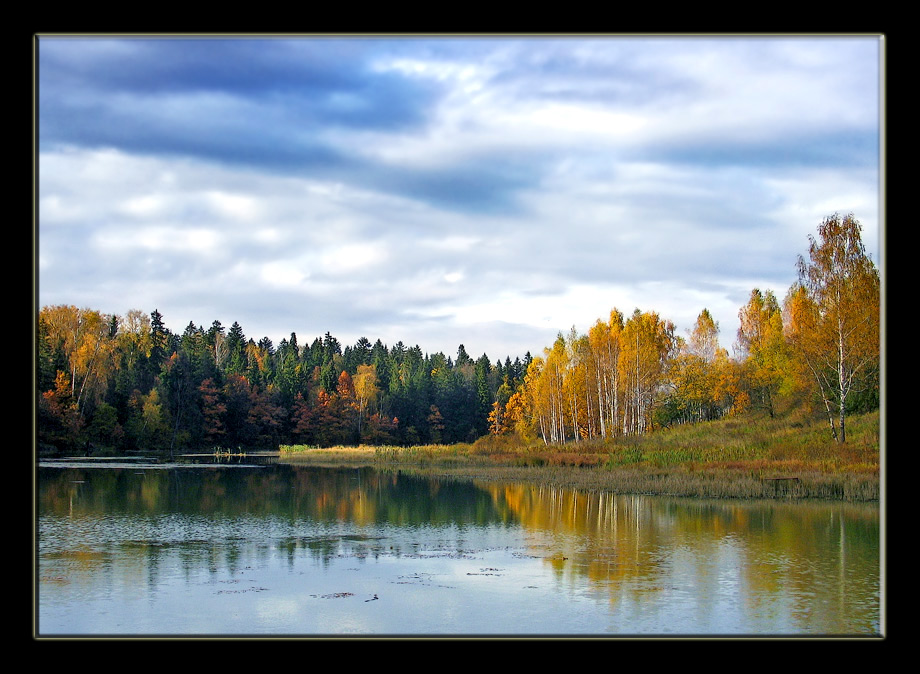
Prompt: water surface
<box><xmin>36</xmin><ymin>462</ymin><xmax>881</xmax><ymax>637</ymax></box>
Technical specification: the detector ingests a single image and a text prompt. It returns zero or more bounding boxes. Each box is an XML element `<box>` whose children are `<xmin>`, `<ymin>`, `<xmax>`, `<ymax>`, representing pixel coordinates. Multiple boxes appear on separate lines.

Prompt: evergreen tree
<box><xmin>225</xmin><ymin>321</ymin><xmax>247</xmax><ymax>375</ymax></box>
<box><xmin>149</xmin><ymin>309</ymin><xmax>170</xmax><ymax>380</ymax></box>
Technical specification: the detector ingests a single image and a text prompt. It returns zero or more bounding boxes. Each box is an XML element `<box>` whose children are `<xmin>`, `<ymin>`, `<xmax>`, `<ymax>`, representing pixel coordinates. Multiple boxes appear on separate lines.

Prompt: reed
<box><xmin>278</xmin><ymin>409</ymin><xmax>880</xmax><ymax>501</ymax></box>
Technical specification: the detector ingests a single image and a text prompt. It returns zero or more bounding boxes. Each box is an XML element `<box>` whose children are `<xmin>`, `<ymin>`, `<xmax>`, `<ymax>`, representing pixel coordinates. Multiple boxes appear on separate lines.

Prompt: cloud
<box><xmin>36</xmin><ymin>35</ymin><xmax>882</xmax><ymax>360</ymax></box>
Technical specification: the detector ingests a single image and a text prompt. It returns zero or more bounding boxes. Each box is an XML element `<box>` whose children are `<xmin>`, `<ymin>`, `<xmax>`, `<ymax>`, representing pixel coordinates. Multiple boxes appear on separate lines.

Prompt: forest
<box><xmin>36</xmin><ymin>214</ymin><xmax>881</xmax><ymax>456</ymax></box>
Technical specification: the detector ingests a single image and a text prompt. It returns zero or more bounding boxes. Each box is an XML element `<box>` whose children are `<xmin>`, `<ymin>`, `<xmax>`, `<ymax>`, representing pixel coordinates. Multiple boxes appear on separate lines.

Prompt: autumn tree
<box><xmin>112</xmin><ymin>309</ymin><xmax>154</xmax><ymax>399</ymax></box>
<box><xmin>542</xmin><ymin>335</ymin><xmax>570</xmax><ymax>443</ymax></box>
<box><xmin>353</xmin><ymin>363</ymin><xmax>379</xmax><ymax>439</ymax></box>
<box><xmin>199</xmin><ymin>378</ymin><xmax>227</xmax><ymax>447</ymax></box>
<box><xmin>246</xmin><ymin>338</ymin><xmax>274</xmax><ymax>388</ymax></box>
<box><xmin>38</xmin><ymin>370</ymin><xmax>84</xmax><ymax>452</ymax></box>
<box><xmin>587</xmin><ymin>310</ymin><xmax>624</xmax><ymax>439</ymax></box>
<box><xmin>619</xmin><ymin>310</ymin><xmax>676</xmax><ymax>435</ymax></box>
<box><xmin>336</xmin><ymin>370</ymin><xmax>357</xmax><ymax>422</ymax></box>
<box><xmin>362</xmin><ymin>412</ymin><xmax>398</xmax><ymax>445</ymax></box>
<box><xmin>711</xmin><ymin>347</ymin><xmax>749</xmax><ymax>417</ymax></box>
<box><xmin>787</xmin><ymin>213</ymin><xmax>880</xmax><ymax>442</ymax></box>
<box><xmin>667</xmin><ymin>344</ymin><xmax>711</xmax><ymax>425</ymax></box>
<box><xmin>516</xmin><ymin>331</ymin><xmax>585</xmax><ymax>445</ymax></box>
<box><xmin>736</xmin><ymin>289</ymin><xmax>789</xmax><ymax>417</ymax></box>
<box><xmin>290</xmin><ymin>392</ymin><xmax>316</xmax><ymax>444</ymax></box>
<box><xmin>663</xmin><ymin>309</ymin><xmax>729</xmax><ymax>425</ymax></box>
<box><xmin>564</xmin><ymin>328</ymin><xmax>594</xmax><ymax>440</ymax></box>
<box><xmin>688</xmin><ymin>309</ymin><xmax>719</xmax><ymax>361</ymax></box>
<box><xmin>520</xmin><ymin>309</ymin><xmax>680</xmax><ymax>444</ymax></box>
<box><xmin>522</xmin><ymin>356</ymin><xmax>550</xmax><ymax>444</ymax></box>
<box><xmin>39</xmin><ymin>305</ymin><xmax>117</xmax><ymax>420</ymax></box>
<box><xmin>504</xmin><ymin>389</ymin><xmax>532</xmax><ymax>442</ymax></box>
<box><xmin>487</xmin><ymin>400</ymin><xmax>508</xmax><ymax>436</ymax></box>
<box><xmin>488</xmin><ymin>376</ymin><xmax>515</xmax><ymax>437</ymax></box>
<box><xmin>246</xmin><ymin>385</ymin><xmax>286</xmax><ymax>449</ymax></box>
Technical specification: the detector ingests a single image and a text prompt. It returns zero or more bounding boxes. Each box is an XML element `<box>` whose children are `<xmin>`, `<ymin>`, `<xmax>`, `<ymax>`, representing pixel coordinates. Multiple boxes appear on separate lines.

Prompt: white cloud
<box><xmin>37</xmin><ymin>37</ymin><xmax>882</xmax><ymax>359</ymax></box>
<box><xmin>93</xmin><ymin>225</ymin><xmax>221</xmax><ymax>254</ymax></box>
<box><xmin>319</xmin><ymin>243</ymin><xmax>388</xmax><ymax>276</ymax></box>
<box><xmin>205</xmin><ymin>190</ymin><xmax>260</xmax><ymax>221</ymax></box>
<box><xmin>418</xmin><ymin>236</ymin><xmax>480</xmax><ymax>252</ymax></box>
<box><xmin>259</xmin><ymin>260</ymin><xmax>310</xmax><ymax>290</ymax></box>
<box><xmin>120</xmin><ymin>194</ymin><xmax>168</xmax><ymax>218</ymax></box>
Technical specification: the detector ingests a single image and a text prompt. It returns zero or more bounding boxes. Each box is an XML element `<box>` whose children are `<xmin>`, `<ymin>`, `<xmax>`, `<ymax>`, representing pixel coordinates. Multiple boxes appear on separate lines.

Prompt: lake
<box><xmin>36</xmin><ymin>459</ymin><xmax>881</xmax><ymax>638</ymax></box>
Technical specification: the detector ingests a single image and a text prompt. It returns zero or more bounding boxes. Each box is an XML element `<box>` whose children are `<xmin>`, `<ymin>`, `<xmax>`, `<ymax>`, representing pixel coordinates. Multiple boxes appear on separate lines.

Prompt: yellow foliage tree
<box><xmin>353</xmin><ymin>364</ymin><xmax>379</xmax><ymax>438</ymax></box>
<box><xmin>40</xmin><ymin>305</ymin><xmax>117</xmax><ymax>418</ymax></box>
<box><xmin>736</xmin><ymin>289</ymin><xmax>789</xmax><ymax>417</ymax></box>
<box><xmin>619</xmin><ymin>309</ymin><xmax>676</xmax><ymax>434</ymax></box>
<box><xmin>786</xmin><ymin>213</ymin><xmax>881</xmax><ymax>442</ymax></box>
<box><xmin>586</xmin><ymin>310</ymin><xmax>624</xmax><ymax>439</ymax></box>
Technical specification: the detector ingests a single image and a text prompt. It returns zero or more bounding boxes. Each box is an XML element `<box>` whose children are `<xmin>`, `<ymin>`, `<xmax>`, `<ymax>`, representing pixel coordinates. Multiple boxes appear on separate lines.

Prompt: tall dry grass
<box><xmin>279</xmin><ymin>408</ymin><xmax>880</xmax><ymax>501</ymax></box>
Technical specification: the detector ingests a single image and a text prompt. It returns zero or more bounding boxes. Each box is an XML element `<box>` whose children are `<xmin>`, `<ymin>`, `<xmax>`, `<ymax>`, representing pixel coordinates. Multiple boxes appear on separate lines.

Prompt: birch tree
<box><xmin>586</xmin><ymin>309</ymin><xmax>624</xmax><ymax>439</ymax></box>
<box><xmin>619</xmin><ymin>310</ymin><xmax>675</xmax><ymax>435</ymax></box>
<box><xmin>39</xmin><ymin>305</ymin><xmax>116</xmax><ymax>419</ymax></box>
<box><xmin>787</xmin><ymin>213</ymin><xmax>880</xmax><ymax>442</ymax></box>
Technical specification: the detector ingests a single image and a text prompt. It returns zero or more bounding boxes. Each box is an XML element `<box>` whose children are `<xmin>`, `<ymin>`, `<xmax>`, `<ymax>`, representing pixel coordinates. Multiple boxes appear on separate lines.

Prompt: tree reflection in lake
<box><xmin>37</xmin><ymin>464</ymin><xmax>880</xmax><ymax>637</ymax></box>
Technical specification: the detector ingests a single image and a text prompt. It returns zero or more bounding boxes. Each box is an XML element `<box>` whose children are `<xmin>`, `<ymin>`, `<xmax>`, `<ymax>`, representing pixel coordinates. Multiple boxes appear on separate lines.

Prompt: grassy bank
<box><xmin>280</xmin><ymin>408</ymin><xmax>880</xmax><ymax>502</ymax></box>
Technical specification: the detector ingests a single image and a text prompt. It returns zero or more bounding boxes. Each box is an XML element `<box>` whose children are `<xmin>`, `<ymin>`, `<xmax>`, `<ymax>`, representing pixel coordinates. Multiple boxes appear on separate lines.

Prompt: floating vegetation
<box><xmin>216</xmin><ymin>587</ymin><xmax>268</xmax><ymax>594</ymax></box>
<box><xmin>467</xmin><ymin>568</ymin><xmax>504</xmax><ymax>576</ymax></box>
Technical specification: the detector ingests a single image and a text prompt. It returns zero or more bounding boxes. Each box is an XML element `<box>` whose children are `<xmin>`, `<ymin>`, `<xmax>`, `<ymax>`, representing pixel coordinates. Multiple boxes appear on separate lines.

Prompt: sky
<box><xmin>36</xmin><ymin>35</ymin><xmax>883</xmax><ymax>362</ymax></box>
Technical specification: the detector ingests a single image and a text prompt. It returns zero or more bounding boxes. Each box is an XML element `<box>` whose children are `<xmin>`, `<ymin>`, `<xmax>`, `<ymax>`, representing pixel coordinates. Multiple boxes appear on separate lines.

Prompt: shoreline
<box><xmin>36</xmin><ymin>447</ymin><xmax>879</xmax><ymax>502</ymax></box>
<box><xmin>279</xmin><ymin>446</ymin><xmax>880</xmax><ymax>502</ymax></box>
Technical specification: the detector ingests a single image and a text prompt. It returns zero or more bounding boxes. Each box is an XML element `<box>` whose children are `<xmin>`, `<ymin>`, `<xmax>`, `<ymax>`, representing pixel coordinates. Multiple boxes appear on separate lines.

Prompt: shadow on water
<box><xmin>39</xmin><ymin>451</ymin><xmax>281</xmax><ymax>470</ymax></box>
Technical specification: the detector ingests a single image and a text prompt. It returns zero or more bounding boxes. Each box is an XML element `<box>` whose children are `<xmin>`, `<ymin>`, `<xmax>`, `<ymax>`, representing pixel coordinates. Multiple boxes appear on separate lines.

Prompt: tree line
<box><xmin>37</xmin><ymin>303</ymin><xmax>532</xmax><ymax>453</ymax></box>
<box><xmin>36</xmin><ymin>213</ymin><xmax>880</xmax><ymax>454</ymax></box>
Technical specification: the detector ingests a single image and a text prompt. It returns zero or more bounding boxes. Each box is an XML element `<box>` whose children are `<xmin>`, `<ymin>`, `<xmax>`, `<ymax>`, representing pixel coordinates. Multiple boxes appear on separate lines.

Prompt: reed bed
<box><xmin>279</xmin><ymin>409</ymin><xmax>880</xmax><ymax>501</ymax></box>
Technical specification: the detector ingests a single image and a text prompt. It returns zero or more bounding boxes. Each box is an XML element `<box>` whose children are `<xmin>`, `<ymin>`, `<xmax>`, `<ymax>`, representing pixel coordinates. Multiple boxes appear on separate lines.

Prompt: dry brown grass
<box><xmin>279</xmin><ymin>408</ymin><xmax>880</xmax><ymax>501</ymax></box>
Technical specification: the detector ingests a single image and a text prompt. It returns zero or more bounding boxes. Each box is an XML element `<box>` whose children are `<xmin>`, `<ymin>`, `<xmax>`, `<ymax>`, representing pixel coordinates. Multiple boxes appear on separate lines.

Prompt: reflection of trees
<box><xmin>39</xmin><ymin>467</ymin><xmax>879</xmax><ymax>632</ymax></box>
<box><xmin>737</xmin><ymin>503</ymin><xmax>880</xmax><ymax>633</ymax></box>
<box><xmin>38</xmin><ymin>466</ymin><xmax>518</xmax><ymax>573</ymax></box>
<box><xmin>476</xmin><ymin>482</ymin><xmax>879</xmax><ymax>630</ymax></box>
<box><xmin>478</xmin><ymin>483</ymin><xmax>671</xmax><ymax>590</ymax></box>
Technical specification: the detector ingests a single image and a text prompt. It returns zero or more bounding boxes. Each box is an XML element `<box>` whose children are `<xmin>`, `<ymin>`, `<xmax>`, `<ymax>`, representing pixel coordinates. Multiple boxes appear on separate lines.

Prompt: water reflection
<box><xmin>473</xmin><ymin>483</ymin><xmax>879</xmax><ymax>634</ymax></box>
<box><xmin>37</xmin><ymin>465</ymin><xmax>880</xmax><ymax>636</ymax></box>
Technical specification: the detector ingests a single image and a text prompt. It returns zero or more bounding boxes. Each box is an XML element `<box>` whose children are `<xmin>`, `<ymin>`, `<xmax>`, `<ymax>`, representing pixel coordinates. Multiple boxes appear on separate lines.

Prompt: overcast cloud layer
<box><xmin>36</xmin><ymin>35</ymin><xmax>883</xmax><ymax>361</ymax></box>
